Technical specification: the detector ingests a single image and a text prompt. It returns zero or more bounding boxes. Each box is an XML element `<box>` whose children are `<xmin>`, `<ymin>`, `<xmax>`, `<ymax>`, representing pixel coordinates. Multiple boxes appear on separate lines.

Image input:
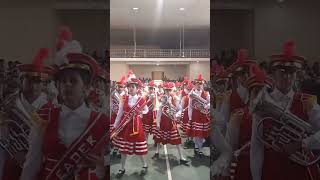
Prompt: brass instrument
<box><xmin>111</xmin><ymin>91</ymin><xmax>120</xmax><ymax>113</ymax></box>
<box><xmin>0</xmin><ymin>106</ymin><xmax>33</xmax><ymax>167</ymax></box>
<box><xmin>252</xmin><ymin>90</ymin><xmax>320</xmax><ymax>166</ymax></box>
<box><xmin>161</xmin><ymin>94</ymin><xmax>177</xmax><ymax>120</ymax></box>
<box><xmin>189</xmin><ymin>90</ymin><xmax>210</xmax><ymax>115</ymax></box>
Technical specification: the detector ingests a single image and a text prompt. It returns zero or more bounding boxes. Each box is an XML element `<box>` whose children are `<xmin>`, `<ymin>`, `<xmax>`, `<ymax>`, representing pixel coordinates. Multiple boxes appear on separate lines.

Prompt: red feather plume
<box><xmin>237</xmin><ymin>49</ymin><xmax>248</xmax><ymax>63</ymax></box>
<box><xmin>32</xmin><ymin>48</ymin><xmax>49</xmax><ymax>66</ymax></box>
<box><xmin>283</xmin><ymin>40</ymin><xmax>295</xmax><ymax>59</ymax></box>
<box><xmin>251</xmin><ymin>65</ymin><xmax>266</xmax><ymax>82</ymax></box>
<box><xmin>58</xmin><ymin>26</ymin><xmax>72</xmax><ymax>41</ymax></box>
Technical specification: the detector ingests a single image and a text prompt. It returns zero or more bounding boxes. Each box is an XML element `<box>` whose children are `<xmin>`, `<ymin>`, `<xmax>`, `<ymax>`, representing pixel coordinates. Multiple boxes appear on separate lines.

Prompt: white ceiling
<box><xmin>110</xmin><ymin>0</ymin><xmax>210</xmax><ymax>29</ymax></box>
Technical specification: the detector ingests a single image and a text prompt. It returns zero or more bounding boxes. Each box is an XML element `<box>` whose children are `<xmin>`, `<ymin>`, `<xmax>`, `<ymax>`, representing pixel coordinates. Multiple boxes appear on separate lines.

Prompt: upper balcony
<box><xmin>110</xmin><ymin>49</ymin><xmax>210</xmax><ymax>58</ymax></box>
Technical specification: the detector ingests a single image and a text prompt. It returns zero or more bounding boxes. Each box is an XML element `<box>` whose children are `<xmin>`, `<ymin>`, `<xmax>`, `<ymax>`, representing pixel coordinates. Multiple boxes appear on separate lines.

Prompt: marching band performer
<box><xmin>0</xmin><ymin>48</ymin><xmax>53</xmax><ymax>180</ymax></box>
<box><xmin>89</xmin><ymin>66</ymin><xmax>108</xmax><ymax>112</ymax></box>
<box><xmin>19</xmin><ymin>27</ymin><xmax>109</xmax><ymax>180</ymax></box>
<box><xmin>110</xmin><ymin>76</ymin><xmax>126</xmax><ymax>157</ymax></box>
<box><xmin>250</xmin><ymin>41</ymin><xmax>320</xmax><ymax>180</ymax></box>
<box><xmin>186</xmin><ymin>74</ymin><xmax>210</xmax><ymax>157</ymax></box>
<box><xmin>112</xmin><ymin>71</ymin><xmax>149</xmax><ymax>177</ymax></box>
<box><xmin>111</xmin><ymin>76</ymin><xmax>126</xmax><ymax>130</ymax></box>
<box><xmin>153</xmin><ymin>82</ymin><xmax>189</xmax><ymax>164</ymax></box>
<box><xmin>142</xmin><ymin>80</ymin><xmax>158</xmax><ymax>141</ymax></box>
<box><xmin>213</xmin><ymin>64</ymin><xmax>273</xmax><ymax>180</ymax></box>
<box><xmin>175</xmin><ymin>81</ymin><xmax>182</xmax><ymax>98</ymax></box>
<box><xmin>210</xmin><ymin>64</ymin><xmax>232</xmax><ymax>179</ymax></box>
<box><xmin>211</xmin><ymin>49</ymin><xmax>256</xmax><ymax>179</ymax></box>
<box><xmin>180</xmin><ymin>81</ymin><xmax>193</xmax><ymax>134</ymax></box>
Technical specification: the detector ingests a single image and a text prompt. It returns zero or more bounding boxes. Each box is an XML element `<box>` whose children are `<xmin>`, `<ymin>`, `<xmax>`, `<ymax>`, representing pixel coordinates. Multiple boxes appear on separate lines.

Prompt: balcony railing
<box><xmin>110</xmin><ymin>49</ymin><xmax>210</xmax><ymax>58</ymax></box>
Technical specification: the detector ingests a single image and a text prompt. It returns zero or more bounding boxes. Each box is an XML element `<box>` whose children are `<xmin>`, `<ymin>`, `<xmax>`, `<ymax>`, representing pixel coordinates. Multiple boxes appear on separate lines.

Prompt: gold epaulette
<box><xmin>224</xmin><ymin>90</ymin><xmax>232</xmax><ymax>100</ymax></box>
<box><xmin>301</xmin><ymin>93</ymin><xmax>318</xmax><ymax>113</ymax></box>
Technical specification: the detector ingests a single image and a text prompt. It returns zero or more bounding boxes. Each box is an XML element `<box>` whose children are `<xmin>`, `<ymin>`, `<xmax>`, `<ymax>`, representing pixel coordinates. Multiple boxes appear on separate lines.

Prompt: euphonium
<box><xmin>161</xmin><ymin>94</ymin><xmax>177</xmax><ymax>120</ymax></box>
<box><xmin>0</xmin><ymin>106</ymin><xmax>33</xmax><ymax>167</ymax></box>
<box><xmin>189</xmin><ymin>90</ymin><xmax>209</xmax><ymax>115</ymax></box>
<box><xmin>252</xmin><ymin>89</ymin><xmax>320</xmax><ymax>166</ymax></box>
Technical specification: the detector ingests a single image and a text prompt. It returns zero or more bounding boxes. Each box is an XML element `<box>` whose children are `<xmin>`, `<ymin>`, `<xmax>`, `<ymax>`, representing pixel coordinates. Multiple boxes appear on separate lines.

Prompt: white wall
<box><xmin>110</xmin><ymin>61</ymin><xmax>210</xmax><ymax>81</ymax></box>
<box><xmin>254</xmin><ymin>6</ymin><xmax>320</xmax><ymax>61</ymax></box>
<box><xmin>0</xmin><ymin>7</ymin><xmax>108</xmax><ymax>65</ymax></box>
<box><xmin>0</xmin><ymin>7</ymin><xmax>57</xmax><ymax>64</ymax></box>
<box><xmin>128</xmin><ymin>64</ymin><xmax>188</xmax><ymax>80</ymax></box>
<box><xmin>110</xmin><ymin>62</ymin><xmax>129</xmax><ymax>81</ymax></box>
<box><xmin>189</xmin><ymin>62</ymin><xmax>210</xmax><ymax>80</ymax></box>
<box><xmin>214</xmin><ymin>2</ymin><xmax>320</xmax><ymax>62</ymax></box>
<box><xmin>56</xmin><ymin>10</ymin><xmax>109</xmax><ymax>57</ymax></box>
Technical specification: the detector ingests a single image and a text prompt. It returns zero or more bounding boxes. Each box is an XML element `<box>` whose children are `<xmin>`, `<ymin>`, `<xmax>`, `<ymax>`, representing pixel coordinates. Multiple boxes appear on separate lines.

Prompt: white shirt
<box><xmin>250</xmin><ymin>88</ymin><xmax>320</xmax><ymax>180</ymax></box>
<box><xmin>59</xmin><ymin>103</ymin><xmax>91</xmax><ymax>146</ymax></box>
<box><xmin>114</xmin><ymin>94</ymin><xmax>149</xmax><ymax>128</ymax></box>
<box><xmin>20</xmin><ymin>103</ymin><xmax>105</xmax><ymax>180</ymax></box>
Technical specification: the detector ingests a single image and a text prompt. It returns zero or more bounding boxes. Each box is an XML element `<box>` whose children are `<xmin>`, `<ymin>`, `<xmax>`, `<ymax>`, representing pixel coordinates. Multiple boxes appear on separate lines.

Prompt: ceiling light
<box><xmin>179</xmin><ymin>7</ymin><xmax>185</xmax><ymax>11</ymax></box>
<box><xmin>156</xmin><ymin>63</ymin><xmax>160</xmax><ymax>66</ymax></box>
<box><xmin>196</xmin><ymin>61</ymin><xmax>199</xmax><ymax>63</ymax></box>
<box><xmin>133</xmin><ymin>7</ymin><xmax>139</xmax><ymax>10</ymax></box>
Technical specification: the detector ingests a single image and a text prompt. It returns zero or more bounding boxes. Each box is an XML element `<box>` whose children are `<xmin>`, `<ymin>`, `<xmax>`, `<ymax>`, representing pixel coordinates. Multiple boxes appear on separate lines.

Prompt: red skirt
<box><xmin>154</xmin><ymin>115</ymin><xmax>181</xmax><ymax>145</ymax></box>
<box><xmin>112</xmin><ymin>116</ymin><xmax>147</xmax><ymax>155</ymax></box>
<box><xmin>142</xmin><ymin>111</ymin><xmax>154</xmax><ymax>134</ymax></box>
<box><xmin>232</xmin><ymin>153</ymin><xmax>252</xmax><ymax>180</ymax></box>
<box><xmin>261</xmin><ymin>150</ymin><xmax>320</xmax><ymax>180</ymax></box>
<box><xmin>181</xmin><ymin>108</ymin><xmax>189</xmax><ymax>133</ymax></box>
<box><xmin>77</xmin><ymin>168</ymin><xmax>101</xmax><ymax>180</ymax></box>
<box><xmin>2</xmin><ymin>159</ymin><xmax>21</xmax><ymax>180</ymax></box>
<box><xmin>185</xmin><ymin>109</ymin><xmax>210</xmax><ymax>138</ymax></box>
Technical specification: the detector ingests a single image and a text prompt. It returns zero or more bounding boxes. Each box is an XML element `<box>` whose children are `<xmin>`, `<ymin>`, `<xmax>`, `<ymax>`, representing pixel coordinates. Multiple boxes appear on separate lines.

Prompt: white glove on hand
<box><xmin>205</xmin><ymin>104</ymin><xmax>210</xmax><ymax>110</ymax></box>
<box><xmin>211</xmin><ymin>155</ymin><xmax>231</xmax><ymax>177</ymax></box>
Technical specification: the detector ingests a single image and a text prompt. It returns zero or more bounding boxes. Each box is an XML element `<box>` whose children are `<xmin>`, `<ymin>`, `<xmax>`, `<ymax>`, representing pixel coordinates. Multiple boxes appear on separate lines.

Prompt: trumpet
<box><xmin>252</xmin><ymin>89</ymin><xmax>320</xmax><ymax>166</ymax></box>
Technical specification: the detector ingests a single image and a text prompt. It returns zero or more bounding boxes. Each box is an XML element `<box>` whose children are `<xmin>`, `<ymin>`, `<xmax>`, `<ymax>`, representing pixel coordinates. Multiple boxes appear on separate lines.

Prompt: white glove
<box><xmin>175</xmin><ymin>111</ymin><xmax>182</xmax><ymax>118</ymax></box>
<box><xmin>211</xmin><ymin>154</ymin><xmax>231</xmax><ymax>177</ymax></box>
<box><xmin>204</xmin><ymin>104</ymin><xmax>210</xmax><ymax>110</ymax></box>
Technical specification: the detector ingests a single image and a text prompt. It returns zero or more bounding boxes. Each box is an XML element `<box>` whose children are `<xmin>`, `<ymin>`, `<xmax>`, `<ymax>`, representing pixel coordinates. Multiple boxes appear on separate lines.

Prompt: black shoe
<box><xmin>152</xmin><ymin>153</ymin><xmax>159</xmax><ymax>160</ymax></box>
<box><xmin>112</xmin><ymin>149</ymin><xmax>118</xmax><ymax>156</ymax></box>
<box><xmin>117</xmin><ymin>153</ymin><xmax>121</xmax><ymax>158</ymax></box>
<box><xmin>180</xmin><ymin>159</ymin><xmax>189</xmax><ymax>164</ymax></box>
<box><xmin>140</xmin><ymin>166</ymin><xmax>148</xmax><ymax>176</ymax></box>
<box><xmin>116</xmin><ymin>169</ymin><xmax>125</xmax><ymax>178</ymax></box>
<box><xmin>194</xmin><ymin>148</ymin><xmax>199</xmax><ymax>156</ymax></box>
<box><xmin>183</xmin><ymin>142</ymin><xmax>189</xmax><ymax>149</ymax></box>
<box><xmin>198</xmin><ymin>151</ymin><xmax>204</xmax><ymax>158</ymax></box>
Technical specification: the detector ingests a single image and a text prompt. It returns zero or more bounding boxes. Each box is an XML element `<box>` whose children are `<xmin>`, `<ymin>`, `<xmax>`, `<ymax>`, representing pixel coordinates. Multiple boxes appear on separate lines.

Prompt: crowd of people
<box><xmin>110</xmin><ymin>71</ymin><xmax>211</xmax><ymax>177</ymax></box>
<box><xmin>0</xmin><ymin>27</ymin><xmax>109</xmax><ymax>180</ymax></box>
<box><xmin>210</xmin><ymin>41</ymin><xmax>320</xmax><ymax>180</ymax></box>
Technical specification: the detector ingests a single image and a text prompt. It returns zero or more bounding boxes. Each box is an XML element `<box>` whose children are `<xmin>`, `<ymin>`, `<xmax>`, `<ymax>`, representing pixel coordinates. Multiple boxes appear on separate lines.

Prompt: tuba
<box><xmin>252</xmin><ymin>89</ymin><xmax>320</xmax><ymax>166</ymax></box>
<box><xmin>189</xmin><ymin>90</ymin><xmax>210</xmax><ymax>115</ymax></box>
<box><xmin>0</xmin><ymin>105</ymin><xmax>33</xmax><ymax>167</ymax></box>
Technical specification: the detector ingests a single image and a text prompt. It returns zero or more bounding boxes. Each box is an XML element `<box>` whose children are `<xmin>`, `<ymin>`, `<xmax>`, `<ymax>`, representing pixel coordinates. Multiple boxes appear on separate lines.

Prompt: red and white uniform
<box><xmin>19</xmin><ymin>103</ymin><xmax>109</xmax><ymax>180</ymax></box>
<box><xmin>142</xmin><ymin>94</ymin><xmax>157</xmax><ymax>134</ymax></box>
<box><xmin>250</xmin><ymin>89</ymin><xmax>320</xmax><ymax>180</ymax></box>
<box><xmin>186</xmin><ymin>89</ymin><xmax>210</xmax><ymax>138</ymax></box>
<box><xmin>111</xmin><ymin>90</ymin><xmax>124</xmax><ymax>132</ymax></box>
<box><xmin>112</xmin><ymin>95</ymin><xmax>149</xmax><ymax>155</ymax></box>
<box><xmin>0</xmin><ymin>92</ymin><xmax>49</xmax><ymax>180</ymax></box>
<box><xmin>154</xmin><ymin>94</ymin><xmax>181</xmax><ymax>145</ymax></box>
